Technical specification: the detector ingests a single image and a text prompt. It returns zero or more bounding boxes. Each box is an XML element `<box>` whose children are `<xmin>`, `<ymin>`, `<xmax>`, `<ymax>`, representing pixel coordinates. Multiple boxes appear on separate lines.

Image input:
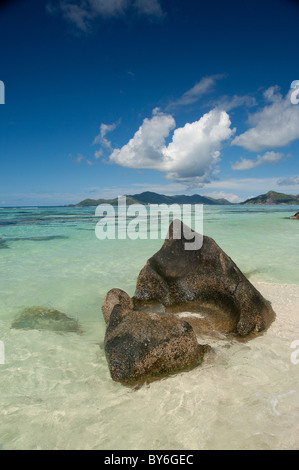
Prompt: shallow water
<box><xmin>0</xmin><ymin>205</ymin><xmax>298</xmax><ymax>449</ymax></box>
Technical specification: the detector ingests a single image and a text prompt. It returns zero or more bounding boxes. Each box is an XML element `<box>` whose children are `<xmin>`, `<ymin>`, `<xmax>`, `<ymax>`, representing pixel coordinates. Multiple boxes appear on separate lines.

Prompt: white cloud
<box><xmin>110</xmin><ymin>109</ymin><xmax>176</xmax><ymax>169</ymax></box>
<box><xmin>50</xmin><ymin>0</ymin><xmax>163</xmax><ymax>31</ymax></box>
<box><xmin>134</xmin><ymin>0</ymin><xmax>163</xmax><ymax>17</ymax></box>
<box><xmin>58</xmin><ymin>2</ymin><xmax>95</xmax><ymax>32</ymax></box>
<box><xmin>69</xmin><ymin>153</ymin><xmax>96</xmax><ymax>166</ymax></box>
<box><xmin>202</xmin><ymin>176</ymin><xmax>299</xmax><ymax>200</ymax></box>
<box><xmin>167</xmin><ymin>74</ymin><xmax>225</xmax><ymax>109</ymax></box>
<box><xmin>94</xmin><ymin>149</ymin><xmax>103</xmax><ymax>159</ymax></box>
<box><xmin>231</xmin><ymin>151</ymin><xmax>284</xmax><ymax>170</ymax></box>
<box><xmin>278</xmin><ymin>176</ymin><xmax>299</xmax><ymax>186</ymax></box>
<box><xmin>163</xmin><ymin>109</ymin><xmax>234</xmax><ymax>183</ymax></box>
<box><xmin>89</xmin><ymin>0</ymin><xmax>129</xmax><ymax>17</ymax></box>
<box><xmin>93</xmin><ymin>121</ymin><xmax>119</xmax><ymax>150</ymax></box>
<box><xmin>202</xmin><ymin>191</ymin><xmax>242</xmax><ymax>203</ymax></box>
<box><xmin>211</xmin><ymin>94</ymin><xmax>257</xmax><ymax>112</ymax></box>
<box><xmin>232</xmin><ymin>86</ymin><xmax>299</xmax><ymax>151</ymax></box>
<box><xmin>73</xmin><ymin>153</ymin><xmax>85</xmax><ymax>163</ymax></box>
<box><xmin>263</xmin><ymin>85</ymin><xmax>282</xmax><ymax>103</ymax></box>
<box><xmin>110</xmin><ymin>108</ymin><xmax>235</xmax><ymax>185</ymax></box>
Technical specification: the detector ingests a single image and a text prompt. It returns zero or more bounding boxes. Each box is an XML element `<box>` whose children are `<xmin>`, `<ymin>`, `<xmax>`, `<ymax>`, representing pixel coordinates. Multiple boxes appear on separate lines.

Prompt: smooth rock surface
<box><xmin>133</xmin><ymin>220</ymin><xmax>276</xmax><ymax>337</ymax></box>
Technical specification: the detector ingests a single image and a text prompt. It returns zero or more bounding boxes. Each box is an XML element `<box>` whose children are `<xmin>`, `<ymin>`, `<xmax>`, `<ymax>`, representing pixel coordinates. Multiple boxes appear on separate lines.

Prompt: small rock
<box><xmin>102</xmin><ymin>288</ymin><xmax>133</xmax><ymax>324</ymax></box>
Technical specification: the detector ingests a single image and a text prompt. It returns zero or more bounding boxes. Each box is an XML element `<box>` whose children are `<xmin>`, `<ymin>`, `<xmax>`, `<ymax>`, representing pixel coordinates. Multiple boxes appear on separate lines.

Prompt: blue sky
<box><xmin>0</xmin><ymin>0</ymin><xmax>299</xmax><ymax>205</ymax></box>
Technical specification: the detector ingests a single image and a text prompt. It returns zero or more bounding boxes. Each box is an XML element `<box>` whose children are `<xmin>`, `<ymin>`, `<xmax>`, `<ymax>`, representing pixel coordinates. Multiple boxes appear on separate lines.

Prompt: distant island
<box><xmin>242</xmin><ymin>191</ymin><xmax>299</xmax><ymax>205</ymax></box>
<box><xmin>73</xmin><ymin>191</ymin><xmax>233</xmax><ymax>206</ymax></box>
<box><xmin>73</xmin><ymin>190</ymin><xmax>299</xmax><ymax>207</ymax></box>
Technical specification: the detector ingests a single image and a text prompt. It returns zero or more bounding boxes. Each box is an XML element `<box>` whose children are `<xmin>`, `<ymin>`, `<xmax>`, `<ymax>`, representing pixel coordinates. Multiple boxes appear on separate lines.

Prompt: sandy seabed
<box><xmin>0</xmin><ymin>281</ymin><xmax>298</xmax><ymax>450</ymax></box>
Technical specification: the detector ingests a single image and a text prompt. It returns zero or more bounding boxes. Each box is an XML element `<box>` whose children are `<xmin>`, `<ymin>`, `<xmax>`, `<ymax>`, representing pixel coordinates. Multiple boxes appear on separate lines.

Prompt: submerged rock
<box><xmin>0</xmin><ymin>238</ymin><xmax>9</xmax><ymax>249</ymax></box>
<box><xmin>104</xmin><ymin>302</ymin><xmax>208</xmax><ymax>386</ymax></box>
<box><xmin>134</xmin><ymin>220</ymin><xmax>276</xmax><ymax>338</ymax></box>
<box><xmin>290</xmin><ymin>211</ymin><xmax>299</xmax><ymax>219</ymax></box>
<box><xmin>11</xmin><ymin>306</ymin><xmax>82</xmax><ymax>334</ymax></box>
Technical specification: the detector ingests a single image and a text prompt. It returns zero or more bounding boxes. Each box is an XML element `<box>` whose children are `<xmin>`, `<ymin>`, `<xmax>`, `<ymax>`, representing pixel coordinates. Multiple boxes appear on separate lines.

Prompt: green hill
<box><xmin>75</xmin><ymin>191</ymin><xmax>233</xmax><ymax>206</ymax></box>
<box><xmin>242</xmin><ymin>191</ymin><xmax>299</xmax><ymax>205</ymax></box>
<box><xmin>74</xmin><ymin>190</ymin><xmax>299</xmax><ymax>207</ymax></box>
<box><xmin>75</xmin><ymin>196</ymin><xmax>140</xmax><ymax>207</ymax></box>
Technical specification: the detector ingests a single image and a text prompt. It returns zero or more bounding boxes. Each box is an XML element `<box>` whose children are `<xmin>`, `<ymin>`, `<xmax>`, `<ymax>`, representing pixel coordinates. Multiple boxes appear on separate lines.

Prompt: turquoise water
<box><xmin>0</xmin><ymin>205</ymin><xmax>298</xmax><ymax>449</ymax></box>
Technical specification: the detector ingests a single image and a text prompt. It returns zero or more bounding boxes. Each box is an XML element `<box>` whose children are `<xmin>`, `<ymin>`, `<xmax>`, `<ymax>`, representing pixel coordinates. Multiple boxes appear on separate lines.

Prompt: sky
<box><xmin>0</xmin><ymin>0</ymin><xmax>299</xmax><ymax>205</ymax></box>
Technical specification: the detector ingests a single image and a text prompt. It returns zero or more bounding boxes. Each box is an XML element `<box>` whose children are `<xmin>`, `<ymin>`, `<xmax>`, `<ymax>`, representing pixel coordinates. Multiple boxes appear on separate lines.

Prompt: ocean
<box><xmin>0</xmin><ymin>204</ymin><xmax>298</xmax><ymax>450</ymax></box>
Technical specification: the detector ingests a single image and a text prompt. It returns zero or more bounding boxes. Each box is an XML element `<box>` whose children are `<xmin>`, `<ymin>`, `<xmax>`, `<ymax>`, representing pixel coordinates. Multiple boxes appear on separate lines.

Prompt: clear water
<box><xmin>0</xmin><ymin>204</ymin><xmax>298</xmax><ymax>450</ymax></box>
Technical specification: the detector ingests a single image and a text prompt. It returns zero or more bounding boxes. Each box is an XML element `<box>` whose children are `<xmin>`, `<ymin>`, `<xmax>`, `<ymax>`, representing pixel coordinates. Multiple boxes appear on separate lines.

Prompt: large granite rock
<box><xmin>133</xmin><ymin>221</ymin><xmax>275</xmax><ymax>338</ymax></box>
<box><xmin>290</xmin><ymin>211</ymin><xmax>299</xmax><ymax>219</ymax></box>
<box><xmin>101</xmin><ymin>220</ymin><xmax>275</xmax><ymax>386</ymax></box>
<box><xmin>104</xmin><ymin>299</ymin><xmax>208</xmax><ymax>386</ymax></box>
<box><xmin>11</xmin><ymin>306</ymin><xmax>82</xmax><ymax>334</ymax></box>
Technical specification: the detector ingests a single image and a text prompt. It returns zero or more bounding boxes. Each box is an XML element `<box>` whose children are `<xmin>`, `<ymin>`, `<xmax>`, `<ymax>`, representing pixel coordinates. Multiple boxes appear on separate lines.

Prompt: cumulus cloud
<box><xmin>277</xmin><ymin>176</ymin><xmax>299</xmax><ymax>186</ymax></box>
<box><xmin>232</xmin><ymin>86</ymin><xmax>299</xmax><ymax>151</ymax></box>
<box><xmin>110</xmin><ymin>109</ymin><xmax>176</xmax><ymax>169</ymax></box>
<box><xmin>167</xmin><ymin>74</ymin><xmax>225</xmax><ymax>109</ymax></box>
<box><xmin>163</xmin><ymin>110</ymin><xmax>234</xmax><ymax>183</ymax></box>
<box><xmin>110</xmin><ymin>108</ymin><xmax>234</xmax><ymax>185</ymax></box>
<box><xmin>48</xmin><ymin>0</ymin><xmax>163</xmax><ymax>31</ymax></box>
<box><xmin>231</xmin><ymin>151</ymin><xmax>284</xmax><ymax>170</ymax></box>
